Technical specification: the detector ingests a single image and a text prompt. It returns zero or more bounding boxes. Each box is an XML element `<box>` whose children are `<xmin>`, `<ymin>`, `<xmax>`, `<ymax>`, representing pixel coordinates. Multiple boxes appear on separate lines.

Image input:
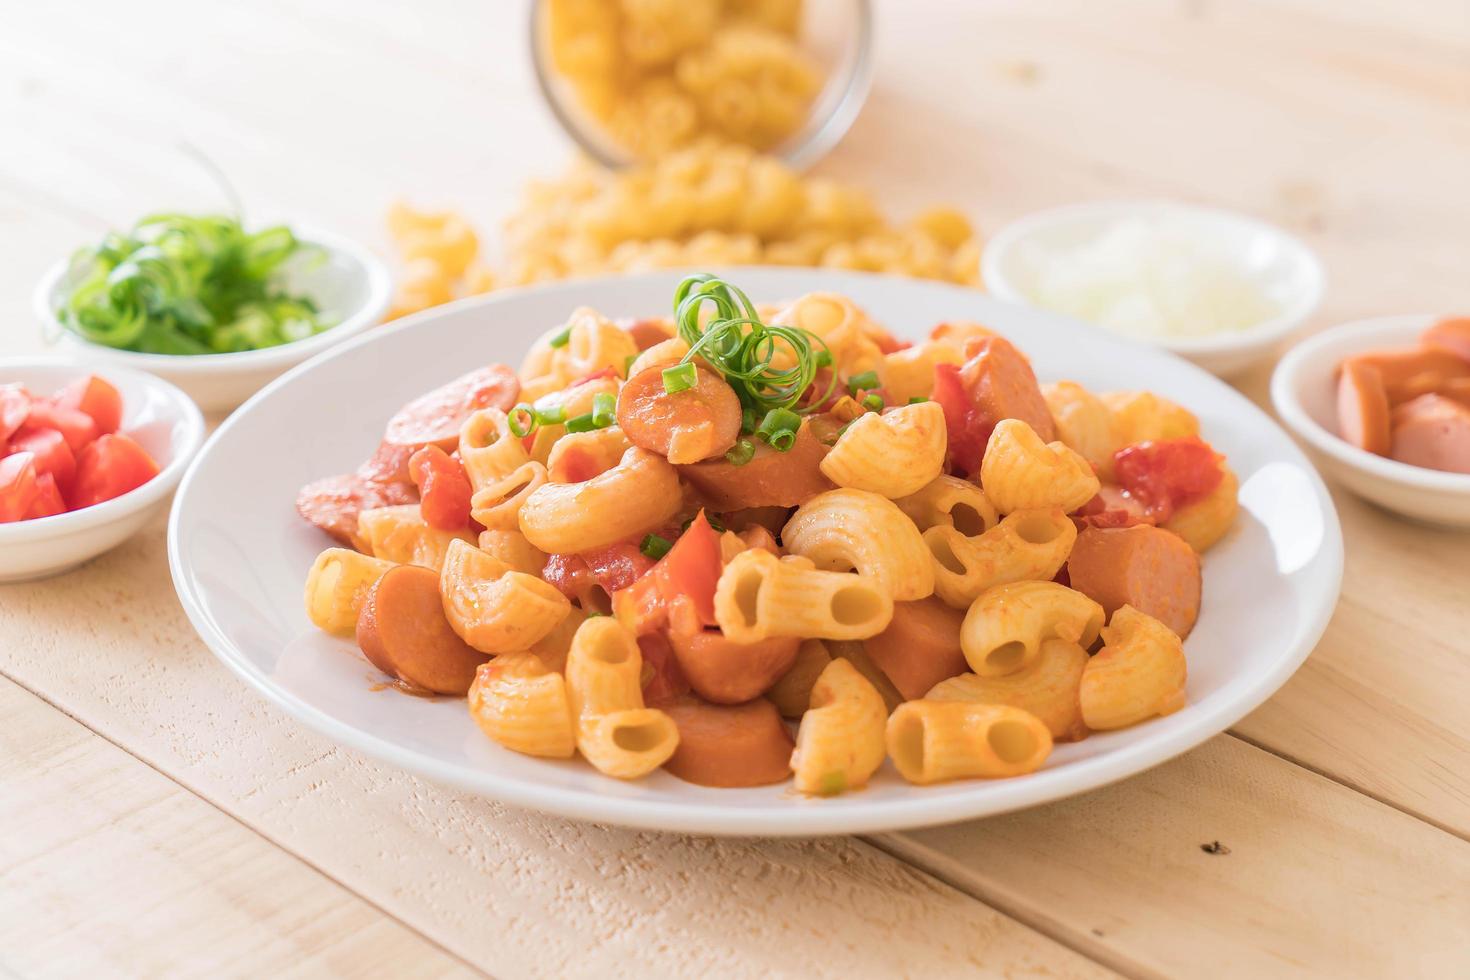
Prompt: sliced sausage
<box><xmin>357</xmin><ymin>440</ymin><xmax>418</xmax><ymax>484</ymax></box>
<box><xmin>616</xmin><ymin>362</ymin><xmax>742</xmax><ymax>464</ymax></box>
<box><xmin>960</xmin><ymin>336</ymin><xmax>1056</xmax><ymax>442</ymax></box>
<box><xmin>1421</xmin><ymin>316</ymin><xmax>1470</xmax><ymax>365</ymax></box>
<box><xmin>1389</xmin><ymin>394</ymin><xmax>1470</xmax><ymax>474</ymax></box>
<box><xmin>661</xmin><ymin>695</ymin><xmax>794</xmax><ymax>788</ymax></box>
<box><xmin>296</xmin><ymin>472</ymin><xmax>417</xmax><ymax>547</ymax></box>
<box><xmin>1336</xmin><ymin>359</ymin><xmax>1392</xmax><ymax>455</ymax></box>
<box><xmin>862</xmin><ymin>597</ymin><xmax>967</xmax><ymax>701</ymax></box>
<box><xmin>355</xmin><ymin>564</ymin><xmax>488</xmax><ymax>695</ymax></box>
<box><xmin>677</xmin><ymin>420</ymin><xmax>835</xmax><ymax>510</ymax></box>
<box><xmin>1066</xmin><ymin>525</ymin><xmax>1201</xmax><ymax>638</ymax></box>
<box><xmin>1341</xmin><ymin>349</ymin><xmax>1470</xmax><ymax>406</ymax></box>
<box><xmin>383</xmin><ymin>364</ymin><xmax>519</xmax><ymax>452</ymax></box>
<box><xmin>616</xmin><ymin>316</ymin><xmax>676</xmax><ymax>351</ymax></box>
<box><xmin>667</xmin><ymin>627</ymin><xmax>800</xmax><ymax>704</ymax></box>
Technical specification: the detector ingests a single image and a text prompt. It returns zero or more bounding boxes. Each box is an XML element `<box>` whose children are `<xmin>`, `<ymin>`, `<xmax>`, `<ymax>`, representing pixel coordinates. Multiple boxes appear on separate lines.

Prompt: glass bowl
<box><xmin>529</xmin><ymin>0</ymin><xmax>873</xmax><ymax>170</ymax></box>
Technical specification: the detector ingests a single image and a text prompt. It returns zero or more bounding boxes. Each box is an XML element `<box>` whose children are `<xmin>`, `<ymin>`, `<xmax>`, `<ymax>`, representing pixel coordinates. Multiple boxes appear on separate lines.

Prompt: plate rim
<box><xmin>167</xmin><ymin>268</ymin><xmax>1344</xmax><ymax>836</ymax></box>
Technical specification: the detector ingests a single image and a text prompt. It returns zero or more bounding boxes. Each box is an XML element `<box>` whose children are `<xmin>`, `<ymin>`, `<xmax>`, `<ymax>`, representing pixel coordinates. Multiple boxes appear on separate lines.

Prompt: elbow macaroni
<box><xmin>519</xmin><ymin>447</ymin><xmax>683</xmax><ymax>554</ymax></box>
<box><xmin>781</xmin><ymin>489</ymin><xmax>935</xmax><ymax>601</ymax></box>
<box><xmin>714</xmin><ymin>549</ymin><xmax>894</xmax><ymax>644</ymax></box>
<box><xmin>1164</xmin><ymin>465</ymin><xmax>1239</xmax><ymax>553</ymax></box>
<box><xmin>894</xmin><ymin>475</ymin><xmax>998</xmax><ymax>536</ymax></box>
<box><xmin>459</xmin><ymin>408</ymin><xmax>531</xmax><ymax>492</ymax></box>
<box><xmin>886</xmin><ymin>701</ymin><xmax>1053</xmax><ymax>784</ymax></box>
<box><xmin>927</xmin><ymin>638</ymin><xmax>1090</xmax><ymax>741</ymax></box>
<box><xmin>923</xmin><ymin>508</ymin><xmax>1077</xmax><ymax>609</ymax></box>
<box><xmin>1101</xmin><ymin>390</ymin><xmax>1200</xmax><ymax>445</ymax></box>
<box><xmin>818</xmin><ymin>402</ymin><xmax>947</xmax><ymax>499</ymax></box>
<box><xmin>356</xmin><ymin>505</ymin><xmax>474</xmax><ymax>572</ymax></box>
<box><xmin>440</xmin><ymin>539</ymin><xmax>570</xmax><ymax>654</ymax></box>
<box><xmin>469</xmin><ymin>461</ymin><xmax>549</xmax><ymax>532</ymax></box>
<box><xmin>468</xmin><ymin>654</ymin><xmax>577</xmax><ymax>759</ymax></box>
<box><xmin>980</xmin><ymin>419</ymin><xmax>1101</xmax><ymax>514</ymax></box>
<box><xmin>304</xmin><ymin>548</ymin><xmax>396</xmax><ymax>636</ymax></box>
<box><xmin>790</xmin><ymin>658</ymin><xmax>888</xmax><ymax>795</ymax></box>
<box><xmin>880</xmin><ymin>342</ymin><xmax>963</xmax><ymax>404</ymax></box>
<box><xmin>766</xmin><ymin>638</ymin><xmax>832</xmax><ymax>718</ymax></box>
<box><xmin>564</xmin><ymin>617</ymin><xmax>680</xmax><ymax>778</ymax></box>
<box><xmin>1043</xmin><ymin>381</ymin><xmax>1119</xmax><ymax>480</ymax></box>
<box><xmin>1080</xmin><ymin>605</ymin><xmax>1188</xmax><ymax>730</ymax></box>
<box><xmin>961</xmin><ymin>581</ymin><xmax>1104</xmax><ymax>677</ymax></box>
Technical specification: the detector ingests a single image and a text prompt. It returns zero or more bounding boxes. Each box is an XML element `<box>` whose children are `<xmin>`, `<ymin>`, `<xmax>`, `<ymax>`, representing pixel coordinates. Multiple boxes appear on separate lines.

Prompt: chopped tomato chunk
<box><xmin>1113</xmin><ymin>437</ymin><xmax>1224</xmax><ymax>522</ymax></box>
<box><xmin>655</xmin><ymin>511</ymin><xmax>722</xmax><ymax>626</ymax></box>
<box><xmin>0</xmin><ymin>451</ymin><xmax>39</xmax><ymax>522</ymax></box>
<box><xmin>610</xmin><ymin>511</ymin><xmax>724</xmax><ymax>634</ymax></box>
<box><xmin>7</xmin><ymin>426</ymin><xmax>76</xmax><ymax>493</ymax></box>
<box><xmin>932</xmin><ymin>362</ymin><xmax>988</xmax><ymax>476</ymax></box>
<box><xmin>25</xmin><ymin>474</ymin><xmax>66</xmax><ymax>519</ymax></box>
<box><xmin>0</xmin><ymin>384</ymin><xmax>30</xmax><ymax>443</ymax></box>
<box><xmin>69</xmin><ymin>434</ymin><xmax>160</xmax><ymax>509</ymax></box>
<box><xmin>408</xmin><ymin>445</ymin><xmax>472</xmax><ymax>530</ymax></box>
<box><xmin>1072</xmin><ymin>486</ymin><xmax>1154</xmax><ymax>530</ymax></box>
<box><xmin>583</xmin><ymin>541</ymin><xmax>656</xmax><ymax>594</ymax></box>
<box><xmin>543</xmin><ymin>552</ymin><xmax>593</xmax><ymax>600</ymax></box>
<box><xmin>638</xmin><ymin>631</ymin><xmax>690</xmax><ymax>705</ymax></box>
<box><xmin>20</xmin><ymin>401</ymin><xmax>98</xmax><ymax>455</ymax></box>
<box><xmin>53</xmin><ymin>375</ymin><xmax>123</xmax><ymax>435</ymax></box>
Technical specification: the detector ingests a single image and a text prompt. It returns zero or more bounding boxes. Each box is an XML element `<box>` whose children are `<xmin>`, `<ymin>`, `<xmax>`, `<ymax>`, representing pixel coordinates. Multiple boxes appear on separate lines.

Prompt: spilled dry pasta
<box><xmin>296</xmin><ymin>274</ymin><xmax>1237</xmax><ymax>795</ymax></box>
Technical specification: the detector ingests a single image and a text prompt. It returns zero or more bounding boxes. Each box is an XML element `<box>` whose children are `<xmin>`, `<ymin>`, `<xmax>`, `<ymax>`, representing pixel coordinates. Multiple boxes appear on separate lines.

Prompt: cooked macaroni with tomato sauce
<box><xmin>297</xmin><ymin>274</ymin><xmax>1236</xmax><ymax>794</ymax></box>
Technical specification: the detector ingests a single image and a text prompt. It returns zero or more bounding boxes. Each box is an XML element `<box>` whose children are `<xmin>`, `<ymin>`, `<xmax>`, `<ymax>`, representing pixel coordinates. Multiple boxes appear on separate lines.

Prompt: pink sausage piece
<box><xmin>1389</xmin><ymin>394</ymin><xmax>1470</xmax><ymax>475</ymax></box>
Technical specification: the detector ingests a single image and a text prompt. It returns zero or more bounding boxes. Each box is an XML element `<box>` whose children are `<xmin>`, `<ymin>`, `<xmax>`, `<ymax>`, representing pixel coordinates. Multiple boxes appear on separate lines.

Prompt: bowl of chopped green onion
<box><xmin>36</xmin><ymin>215</ymin><xmax>392</xmax><ymax>412</ymax></box>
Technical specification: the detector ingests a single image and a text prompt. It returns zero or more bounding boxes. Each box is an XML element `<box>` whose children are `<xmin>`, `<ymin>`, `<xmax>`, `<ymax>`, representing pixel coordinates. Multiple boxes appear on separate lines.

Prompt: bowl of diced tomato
<box><xmin>0</xmin><ymin>358</ymin><xmax>204</xmax><ymax>581</ymax></box>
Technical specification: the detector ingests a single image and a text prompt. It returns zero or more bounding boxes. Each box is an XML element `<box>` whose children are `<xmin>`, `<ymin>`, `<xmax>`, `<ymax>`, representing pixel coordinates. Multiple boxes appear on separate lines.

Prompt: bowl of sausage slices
<box><xmin>1272</xmin><ymin>314</ymin><xmax>1470</xmax><ymax>526</ymax></box>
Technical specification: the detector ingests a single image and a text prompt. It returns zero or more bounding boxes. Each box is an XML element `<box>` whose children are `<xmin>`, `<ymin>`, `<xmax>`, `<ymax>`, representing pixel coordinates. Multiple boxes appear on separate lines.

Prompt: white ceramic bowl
<box><xmin>35</xmin><ymin>226</ymin><xmax>392</xmax><ymax>413</ymax></box>
<box><xmin>983</xmin><ymin>200</ymin><xmax>1325</xmax><ymax>376</ymax></box>
<box><xmin>0</xmin><ymin>357</ymin><xmax>204</xmax><ymax>582</ymax></box>
<box><xmin>1271</xmin><ymin>315</ymin><xmax>1470</xmax><ymax>526</ymax></box>
<box><xmin>169</xmin><ymin>269</ymin><xmax>1343</xmax><ymax>836</ymax></box>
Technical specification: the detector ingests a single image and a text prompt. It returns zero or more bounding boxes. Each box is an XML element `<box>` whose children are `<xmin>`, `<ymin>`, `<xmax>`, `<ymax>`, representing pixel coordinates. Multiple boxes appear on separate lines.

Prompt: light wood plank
<box><xmin>0</xmin><ymin>675</ymin><xmax>477</xmax><ymax>980</ymax></box>
<box><xmin>0</xmin><ymin>529</ymin><xmax>1114</xmax><ymax>979</ymax></box>
<box><xmin>880</xmin><ymin>735</ymin><xmax>1470</xmax><ymax>979</ymax></box>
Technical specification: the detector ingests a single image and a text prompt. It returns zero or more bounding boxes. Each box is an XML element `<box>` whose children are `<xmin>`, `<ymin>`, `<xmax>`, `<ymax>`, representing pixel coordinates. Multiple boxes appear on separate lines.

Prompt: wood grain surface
<box><xmin>2</xmin><ymin>1</ymin><xmax>1467</xmax><ymax>977</ymax></box>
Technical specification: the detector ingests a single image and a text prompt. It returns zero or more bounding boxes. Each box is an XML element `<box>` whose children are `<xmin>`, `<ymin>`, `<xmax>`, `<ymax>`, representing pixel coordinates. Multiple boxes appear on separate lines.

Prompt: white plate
<box><xmin>168</xmin><ymin>269</ymin><xmax>1343</xmax><ymax>836</ymax></box>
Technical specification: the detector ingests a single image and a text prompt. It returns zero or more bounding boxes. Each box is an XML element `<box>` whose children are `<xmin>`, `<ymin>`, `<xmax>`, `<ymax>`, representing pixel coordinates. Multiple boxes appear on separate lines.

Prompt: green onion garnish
<box><xmin>508</xmin><ymin>403</ymin><xmax>538</xmax><ymax>438</ymax></box>
<box><xmin>815</xmin><ymin>349</ymin><xmax>833</xmax><ymax>369</ymax></box>
<box><xmin>908</xmin><ymin>396</ymin><xmax>928</xmax><ymax>404</ymax></box>
<box><xmin>564</xmin><ymin>412</ymin><xmax>598</xmax><ymax>433</ymax></box>
<box><xmin>591</xmin><ymin>392</ymin><xmax>616</xmax><ymax>427</ymax></box>
<box><xmin>741</xmin><ymin>406</ymin><xmax>760</xmax><ymax>434</ymax></box>
<box><xmin>536</xmin><ymin>404</ymin><xmax>567</xmax><ymax>425</ymax></box>
<box><xmin>640</xmin><ymin>534</ymin><xmax>673</xmax><ymax>560</ymax></box>
<box><xmin>549</xmin><ymin>327</ymin><xmax>571</xmax><ymax>348</ymax></box>
<box><xmin>56</xmin><ymin>213</ymin><xmax>333</xmax><ymax>355</ymax></box>
<box><xmin>669</xmin><ymin>273</ymin><xmax>836</xmax><ymax>415</ymax></box>
<box><xmin>662</xmin><ymin>362</ymin><xmax>698</xmax><ymax>394</ymax></box>
<box><xmin>726</xmin><ymin>439</ymin><xmax>755</xmax><ymax>466</ymax></box>
<box><xmin>862</xmin><ymin>393</ymin><xmax>884</xmax><ymax>413</ymax></box>
<box><xmin>755</xmin><ymin>407</ymin><xmax>801</xmax><ymax>452</ymax></box>
<box><xmin>847</xmin><ymin>371</ymin><xmax>879</xmax><ymax>396</ymax></box>
<box><xmin>624</xmin><ymin>353</ymin><xmax>638</xmax><ymax>376</ymax></box>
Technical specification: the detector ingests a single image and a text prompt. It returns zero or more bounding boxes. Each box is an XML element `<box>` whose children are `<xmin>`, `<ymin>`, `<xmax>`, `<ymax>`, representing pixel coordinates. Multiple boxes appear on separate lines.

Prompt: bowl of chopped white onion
<box><xmin>982</xmin><ymin>200</ymin><xmax>1324</xmax><ymax>376</ymax></box>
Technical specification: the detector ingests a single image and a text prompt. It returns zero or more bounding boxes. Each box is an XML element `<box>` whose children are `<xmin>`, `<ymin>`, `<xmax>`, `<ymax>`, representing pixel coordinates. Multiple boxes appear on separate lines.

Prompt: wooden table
<box><xmin>3</xmin><ymin>2</ymin><xmax>1468</xmax><ymax>976</ymax></box>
